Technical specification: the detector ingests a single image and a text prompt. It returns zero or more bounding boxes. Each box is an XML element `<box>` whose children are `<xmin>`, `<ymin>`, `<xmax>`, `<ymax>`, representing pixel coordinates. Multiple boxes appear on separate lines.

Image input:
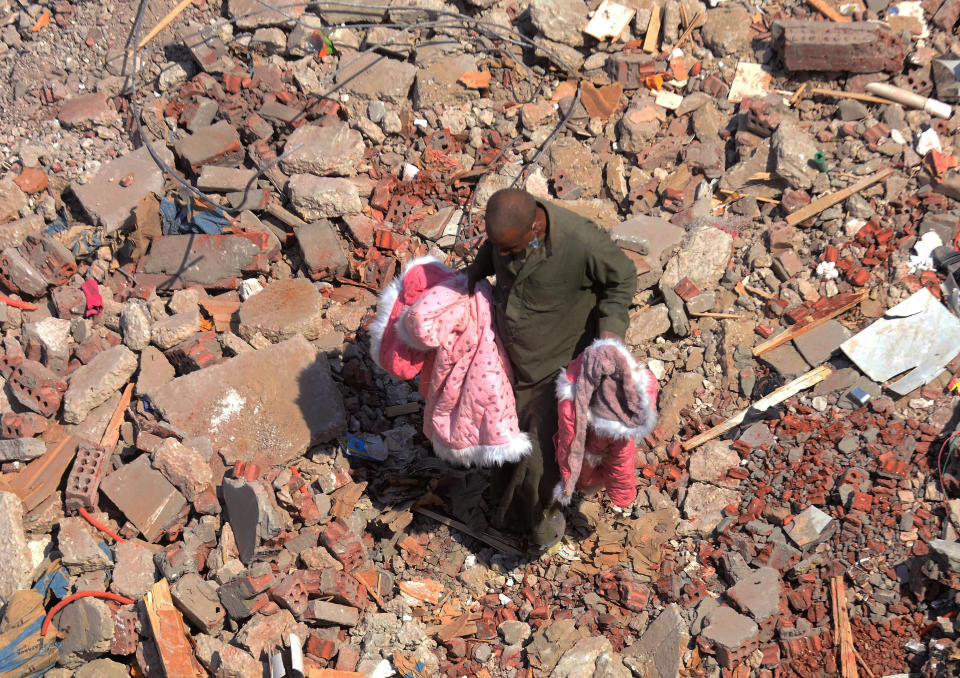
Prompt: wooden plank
<box><xmin>805</xmin><ymin>0</ymin><xmax>851</xmax><ymax>21</ymax></box>
<box><xmin>786</xmin><ymin>168</ymin><xmax>894</xmax><ymax>227</ymax></box>
<box><xmin>681</xmin><ymin>366</ymin><xmax>832</xmax><ymax>451</ymax></box>
<box><xmin>4</xmin><ymin>436</ymin><xmax>81</xmax><ymax>511</ymax></box>
<box><xmin>752</xmin><ymin>289</ymin><xmax>868</xmax><ymax>356</ymax></box>
<box><xmin>144</xmin><ymin>579</ymin><xmax>205</xmax><ymax>678</ymax></box>
<box><xmin>643</xmin><ymin>3</ymin><xmax>662</xmax><ymax>53</ymax></box>
<box><xmin>831</xmin><ymin>576</ymin><xmax>860</xmax><ymax>678</ymax></box>
<box><xmin>99</xmin><ymin>383</ymin><xmax>133</xmax><ymax>451</ymax></box>
<box><xmin>412</xmin><ymin>505</ymin><xmax>524</xmax><ymax>557</ymax></box>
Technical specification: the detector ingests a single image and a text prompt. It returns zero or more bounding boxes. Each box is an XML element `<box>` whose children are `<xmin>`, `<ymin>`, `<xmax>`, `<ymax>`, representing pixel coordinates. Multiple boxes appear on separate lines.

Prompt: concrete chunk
<box><xmin>138</xmin><ymin>234</ymin><xmax>274</xmax><ymax>288</ymax></box>
<box><xmin>146</xmin><ymin>336</ymin><xmax>347</xmax><ymax>466</ymax></box>
<box><xmin>237</xmin><ymin>278</ymin><xmax>324</xmax><ymax>343</ymax></box>
<box><xmin>110</xmin><ymin>540</ymin><xmax>158</xmax><ymax>599</ymax></box>
<box><xmin>0</xmin><ymin>215</ymin><xmax>44</xmax><ymax>250</ymax></box>
<box><xmin>58</xmin><ymin>516</ymin><xmax>112</xmax><ymax>573</ymax></box>
<box><xmin>171</xmin><ymin>572</ymin><xmax>225</xmax><ymax>634</ymax></box>
<box><xmin>151</xmin><ymin>309</ymin><xmax>203</xmax><ymax>350</ymax></box>
<box><xmin>62</xmin><ymin>345</ymin><xmax>137</xmax><ymax>424</ymax></box>
<box><xmin>174</xmin><ymin>121</ymin><xmax>243</xmax><ymax>173</ymax></box>
<box><xmin>280</xmin><ymin>123</ymin><xmax>366</xmax><ymax>176</ymax></box>
<box><xmin>101</xmin><ymin>454</ymin><xmax>188</xmax><ymax>542</ymax></box>
<box><xmin>0</xmin><ymin>492</ymin><xmax>32</xmax><ymax>603</ymax></box>
<box><xmin>334</xmin><ymin>52</ymin><xmax>418</xmax><ymax>102</ymax></box>
<box><xmin>305</xmin><ymin>600</ymin><xmax>360</xmax><ymax>626</ymax></box>
<box><xmin>288</xmin><ymin>175</ymin><xmax>362</xmax><ymax>220</ymax></box>
<box><xmin>71</xmin><ymin>146</ymin><xmax>175</xmax><ymax>233</ymax></box>
<box><xmin>153</xmin><ymin>438</ymin><xmax>213</xmax><ymax>502</ymax></box>
<box><xmin>295</xmin><ymin>221</ymin><xmax>349</xmax><ymax>280</ymax></box>
<box><xmin>0</xmin><ymin>437</ymin><xmax>46</xmax><ymax>461</ymax></box>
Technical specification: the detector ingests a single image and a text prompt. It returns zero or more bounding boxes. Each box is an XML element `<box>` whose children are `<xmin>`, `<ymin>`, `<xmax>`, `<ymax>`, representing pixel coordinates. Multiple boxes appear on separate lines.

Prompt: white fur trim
<box><xmin>368</xmin><ymin>255</ymin><xmax>448</xmax><ymax>368</ymax></box>
<box><xmin>555</xmin><ymin>369</ymin><xmax>575</xmax><ymax>402</ymax></box>
<box><xmin>432</xmin><ymin>432</ymin><xmax>532</xmax><ymax>468</ymax></box>
<box><xmin>583</xmin><ymin>451</ymin><xmax>604</xmax><ymax>467</ymax></box>
<box><xmin>554</xmin><ymin>481</ymin><xmax>572</xmax><ymax>506</ymax></box>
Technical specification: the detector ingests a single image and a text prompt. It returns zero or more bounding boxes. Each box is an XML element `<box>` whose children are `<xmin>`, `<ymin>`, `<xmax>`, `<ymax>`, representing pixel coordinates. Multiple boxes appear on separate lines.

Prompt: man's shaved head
<box><xmin>485</xmin><ymin>189</ymin><xmax>537</xmax><ymax>244</ymax></box>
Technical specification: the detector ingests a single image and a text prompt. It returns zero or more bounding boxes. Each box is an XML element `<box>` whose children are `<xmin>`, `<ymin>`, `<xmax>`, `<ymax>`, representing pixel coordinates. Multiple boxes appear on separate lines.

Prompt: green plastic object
<box><xmin>813</xmin><ymin>151</ymin><xmax>828</xmax><ymax>172</ymax></box>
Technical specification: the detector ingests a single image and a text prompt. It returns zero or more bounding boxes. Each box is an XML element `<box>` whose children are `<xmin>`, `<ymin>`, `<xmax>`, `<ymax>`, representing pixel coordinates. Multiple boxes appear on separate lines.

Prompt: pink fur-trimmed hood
<box><xmin>553</xmin><ymin>338</ymin><xmax>659</xmax><ymax>505</ymax></box>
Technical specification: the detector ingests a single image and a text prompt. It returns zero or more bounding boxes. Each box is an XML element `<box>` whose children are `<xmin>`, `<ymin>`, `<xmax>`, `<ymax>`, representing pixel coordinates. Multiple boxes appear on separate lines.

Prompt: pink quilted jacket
<box><xmin>370</xmin><ymin>256</ymin><xmax>530</xmax><ymax>467</ymax></box>
<box><xmin>554</xmin><ymin>338</ymin><xmax>659</xmax><ymax>507</ymax></box>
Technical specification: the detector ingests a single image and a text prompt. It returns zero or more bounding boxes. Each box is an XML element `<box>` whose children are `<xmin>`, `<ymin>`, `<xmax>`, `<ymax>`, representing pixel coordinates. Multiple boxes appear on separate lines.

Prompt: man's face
<box><xmin>489</xmin><ymin>225</ymin><xmax>536</xmax><ymax>257</ymax></box>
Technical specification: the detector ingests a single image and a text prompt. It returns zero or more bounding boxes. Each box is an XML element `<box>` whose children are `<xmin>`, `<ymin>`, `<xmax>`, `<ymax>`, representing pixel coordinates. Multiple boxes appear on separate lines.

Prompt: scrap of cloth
<box><xmin>369</xmin><ymin>256</ymin><xmax>531</xmax><ymax>467</ymax></box>
<box><xmin>554</xmin><ymin>338</ymin><xmax>659</xmax><ymax>507</ymax></box>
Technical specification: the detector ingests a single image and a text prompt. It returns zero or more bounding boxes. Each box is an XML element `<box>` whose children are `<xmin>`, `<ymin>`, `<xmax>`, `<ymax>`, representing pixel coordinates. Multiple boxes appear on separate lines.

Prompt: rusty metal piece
<box><xmin>20</xmin><ymin>235</ymin><xmax>78</xmax><ymax>285</ymax></box>
<box><xmin>774</xmin><ymin>20</ymin><xmax>904</xmax><ymax>73</ymax></box>
<box><xmin>1</xmin><ymin>411</ymin><xmax>48</xmax><ymax>438</ymax></box>
<box><xmin>8</xmin><ymin>359</ymin><xmax>67</xmax><ymax>417</ymax></box>
<box><xmin>64</xmin><ymin>443</ymin><xmax>109</xmax><ymax>511</ymax></box>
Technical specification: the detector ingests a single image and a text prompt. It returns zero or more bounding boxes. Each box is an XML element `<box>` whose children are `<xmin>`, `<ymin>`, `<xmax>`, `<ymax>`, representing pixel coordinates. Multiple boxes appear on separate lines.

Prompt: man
<box><xmin>467</xmin><ymin>188</ymin><xmax>636</xmax><ymax>551</ymax></box>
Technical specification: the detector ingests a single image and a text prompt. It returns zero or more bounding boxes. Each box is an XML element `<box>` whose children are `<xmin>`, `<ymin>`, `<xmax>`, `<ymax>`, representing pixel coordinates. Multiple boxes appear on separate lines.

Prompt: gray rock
<box><xmin>787</xmin><ymin>505</ymin><xmax>837</xmax><ymax>548</ymax></box>
<box><xmin>837</xmin><ymin>98</ymin><xmax>869</xmax><ymax>121</ymax></box>
<box><xmin>62</xmin><ymin>345</ymin><xmax>138</xmax><ymax>424</ymax></box>
<box><xmin>627</xmin><ymin>304</ymin><xmax>670</xmax><ymax>343</ymax></box>
<box><xmin>120</xmin><ymin>299</ymin><xmax>152</xmax><ymax>351</ymax></box>
<box><xmin>689</xmin><ymin>440</ymin><xmax>739</xmax><ymax>484</ymax></box>
<box><xmin>110</xmin><ymin>540</ymin><xmax>157</xmax><ymax>599</ymax></box>
<box><xmin>679</xmin><ymin>482</ymin><xmax>740</xmax><ymax>537</ymax></box>
<box><xmin>550</xmin><ymin>635</ymin><xmax>613</xmax><ymax>678</ymax></box>
<box><xmin>151</xmin><ymin>309</ymin><xmax>202</xmax><ymax>350</ymax></box>
<box><xmin>659</xmin><ymin>220</ymin><xmax>734</xmax><ymax>291</ymax></box>
<box><xmin>280</xmin><ymin>123</ymin><xmax>366</xmax><ymax>177</ymax></box>
<box><xmin>530</xmin><ymin>0</ymin><xmax>589</xmax><ymax>47</ymax></box>
<box><xmin>0</xmin><ymin>492</ymin><xmax>32</xmax><ymax>603</ymax></box>
<box><xmin>701</xmin><ymin>7</ymin><xmax>753</xmax><ymax>55</ymax></box>
<box><xmin>58</xmin><ymin>516</ymin><xmax>112</xmax><ymax>573</ymax></box>
<box><xmin>772</xmin><ymin>123</ymin><xmax>819</xmax><ymax>190</ymax></box>
<box><xmin>499</xmin><ymin>620</ymin><xmax>532</xmax><ymax>645</ymax></box>
<box><xmin>623</xmin><ymin>604</ymin><xmax>690</xmax><ymax>678</ymax></box>
<box><xmin>288</xmin><ymin>175</ymin><xmax>362</xmax><ymax>220</ymax></box>
<box><xmin>0</xmin><ymin>437</ymin><xmax>45</xmax><ymax>461</ymax></box>
<box><xmin>74</xmin><ymin>659</ymin><xmax>129</xmax><ymax>678</ymax></box>
<box><xmin>237</xmin><ymin>278</ymin><xmax>324</xmax><ymax>344</ymax></box>
<box><xmin>700</xmin><ymin>605</ymin><xmax>758</xmax><ymax>658</ymax></box>
<box><xmin>334</xmin><ymin>51</ymin><xmax>418</xmax><ymax>103</ymax></box>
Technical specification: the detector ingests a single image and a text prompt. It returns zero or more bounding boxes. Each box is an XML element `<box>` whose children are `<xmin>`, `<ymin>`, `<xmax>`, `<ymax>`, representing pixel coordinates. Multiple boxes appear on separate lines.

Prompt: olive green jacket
<box><xmin>473</xmin><ymin>200</ymin><xmax>636</xmax><ymax>386</ymax></box>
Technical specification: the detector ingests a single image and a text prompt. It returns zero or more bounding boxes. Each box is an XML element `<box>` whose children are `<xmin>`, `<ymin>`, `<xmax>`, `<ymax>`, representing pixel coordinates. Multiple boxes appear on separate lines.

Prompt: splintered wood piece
<box><xmin>100</xmin><ymin>383</ymin><xmax>133</xmax><ymax>451</ymax></box>
<box><xmin>786</xmin><ymin>168</ymin><xmax>894</xmax><ymax>226</ymax></box>
<box><xmin>681</xmin><ymin>366</ymin><xmax>832</xmax><ymax>450</ymax></box>
<box><xmin>752</xmin><ymin>289</ymin><xmax>868</xmax><ymax>356</ymax></box>
<box><xmin>643</xmin><ymin>3</ymin><xmax>662</xmax><ymax>53</ymax></box>
<box><xmin>144</xmin><ymin>579</ymin><xmax>205</xmax><ymax>678</ymax></box>
<box><xmin>330</xmin><ymin>481</ymin><xmax>368</xmax><ymax>518</ymax></box>
<box><xmin>137</xmin><ymin>0</ymin><xmax>198</xmax><ymax>49</ymax></box>
<box><xmin>831</xmin><ymin>576</ymin><xmax>860</xmax><ymax>678</ymax></box>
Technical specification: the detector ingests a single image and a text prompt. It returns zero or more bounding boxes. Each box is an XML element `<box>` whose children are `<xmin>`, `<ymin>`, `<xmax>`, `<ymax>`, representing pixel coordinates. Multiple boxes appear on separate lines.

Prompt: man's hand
<box><xmin>599</xmin><ymin>331</ymin><xmax>623</xmax><ymax>341</ymax></box>
<box><xmin>465</xmin><ymin>262</ymin><xmax>484</xmax><ymax>295</ymax></box>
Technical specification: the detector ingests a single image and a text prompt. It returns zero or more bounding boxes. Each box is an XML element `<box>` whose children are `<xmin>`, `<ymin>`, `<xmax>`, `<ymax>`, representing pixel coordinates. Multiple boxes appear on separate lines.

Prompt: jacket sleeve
<box><xmin>583</xmin><ymin>226</ymin><xmax>636</xmax><ymax>338</ymax></box>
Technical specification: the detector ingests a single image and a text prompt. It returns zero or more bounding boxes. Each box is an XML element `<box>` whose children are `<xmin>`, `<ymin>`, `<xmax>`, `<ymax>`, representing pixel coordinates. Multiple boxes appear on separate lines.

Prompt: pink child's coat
<box><xmin>554</xmin><ymin>339</ymin><xmax>659</xmax><ymax>507</ymax></box>
<box><xmin>369</xmin><ymin>256</ymin><xmax>530</xmax><ymax>467</ymax></box>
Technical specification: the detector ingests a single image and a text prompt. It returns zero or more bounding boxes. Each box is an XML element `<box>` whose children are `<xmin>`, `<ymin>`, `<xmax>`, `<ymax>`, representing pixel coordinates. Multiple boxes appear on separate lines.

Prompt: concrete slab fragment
<box><xmin>71</xmin><ymin>146</ymin><xmax>175</xmax><ymax>233</ymax></box>
<box><xmin>101</xmin><ymin>454</ymin><xmax>187</xmax><ymax>542</ymax></box>
<box><xmin>146</xmin><ymin>336</ymin><xmax>347</xmax><ymax>466</ymax></box>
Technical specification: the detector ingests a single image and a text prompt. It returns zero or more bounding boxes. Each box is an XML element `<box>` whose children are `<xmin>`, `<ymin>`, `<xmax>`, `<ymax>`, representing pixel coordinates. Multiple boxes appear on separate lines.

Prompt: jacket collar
<box><xmin>513</xmin><ymin>200</ymin><xmax>556</xmax><ymax>285</ymax></box>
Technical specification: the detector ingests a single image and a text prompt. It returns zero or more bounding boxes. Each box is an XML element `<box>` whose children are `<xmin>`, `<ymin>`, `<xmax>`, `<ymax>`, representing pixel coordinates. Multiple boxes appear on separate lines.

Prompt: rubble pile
<box><xmin>0</xmin><ymin>0</ymin><xmax>959</xmax><ymax>675</ymax></box>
